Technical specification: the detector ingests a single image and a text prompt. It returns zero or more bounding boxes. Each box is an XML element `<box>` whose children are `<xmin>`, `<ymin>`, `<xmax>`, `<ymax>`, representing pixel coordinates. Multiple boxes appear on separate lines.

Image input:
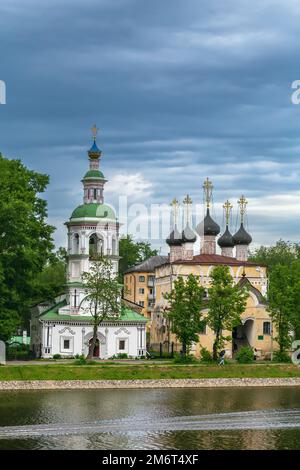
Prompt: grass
<box><xmin>0</xmin><ymin>363</ymin><xmax>299</xmax><ymax>381</ymax></box>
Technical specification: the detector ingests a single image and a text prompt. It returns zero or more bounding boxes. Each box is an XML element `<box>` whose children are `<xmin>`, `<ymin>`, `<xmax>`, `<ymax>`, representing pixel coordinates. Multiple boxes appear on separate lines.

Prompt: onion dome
<box><xmin>196</xmin><ymin>209</ymin><xmax>220</xmax><ymax>237</ymax></box>
<box><xmin>233</xmin><ymin>223</ymin><xmax>252</xmax><ymax>245</ymax></box>
<box><xmin>166</xmin><ymin>225</ymin><xmax>183</xmax><ymax>246</ymax></box>
<box><xmin>182</xmin><ymin>224</ymin><xmax>197</xmax><ymax>243</ymax></box>
<box><xmin>218</xmin><ymin>226</ymin><xmax>234</xmax><ymax>248</ymax></box>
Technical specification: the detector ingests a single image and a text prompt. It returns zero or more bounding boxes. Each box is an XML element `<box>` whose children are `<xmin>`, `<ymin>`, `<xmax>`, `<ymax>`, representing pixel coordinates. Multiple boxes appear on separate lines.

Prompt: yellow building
<box><xmin>123</xmin><ymin>256</ymin><xmax>167</xmax><ymax>322</ymax></box>
<box><xmin>150</xmin><ymin>181</ymin><xmax>277</xmax><ymax>359</ymax></box>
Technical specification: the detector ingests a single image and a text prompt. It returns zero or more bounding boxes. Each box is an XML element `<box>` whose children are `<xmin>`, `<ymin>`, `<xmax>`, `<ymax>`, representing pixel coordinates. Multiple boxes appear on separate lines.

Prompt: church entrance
<box><xmin>232</xmin><ymin>319</ymin><xmax>254</xmax><ymax>356</ymax></box>
<box><xmin>89</xmin><ymin>338</ymin><xmax>100</xmax><ymax>358</ymax></box>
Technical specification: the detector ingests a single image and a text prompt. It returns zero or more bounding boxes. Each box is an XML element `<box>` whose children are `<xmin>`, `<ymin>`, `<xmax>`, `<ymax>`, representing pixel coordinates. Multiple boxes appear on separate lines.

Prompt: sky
<box><xmin>1</xmin><ymin>0</ymin><xmax>300</xmax><ymax>253</ymax></box>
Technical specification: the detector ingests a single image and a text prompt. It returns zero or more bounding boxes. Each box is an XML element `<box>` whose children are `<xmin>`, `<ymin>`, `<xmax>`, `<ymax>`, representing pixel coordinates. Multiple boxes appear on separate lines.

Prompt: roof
<box><xmin>196</xmin><ymin>209</ymin><xmax>220</xmax><ymax>237</ymax></box>
<box><xmin>39</xmin><ymin>300</ymin><xmax>147</xmax><ymax>323</ymax></box>
<box><xmin>125</xmin><ymin>255</ymin><xmax>168</xmax><ymax>274</ymax></box>
<box><xmin>218</xmin><ymin>226</ymin><xmax>234</xmax><ymax>248</ymax></box>
<box><xmin>83</xmin><ymin>170</ymin><xmax>105</xmax><ymax>179</ymax></box>
<box><xmin>70</xmin><ymin>203</ymin><xmax>116</xmax><ymax>220</ymax></box>
<box><xmin>170</xmin><ymin>253</ymin><xmax>262</xmax><ymax>267</ymax></box>
<box><xmin>88</xmin><ymin>141</ymin><xmax>101</xmax><ymax>154</ymax></box>
<box><xmin>233</xmin><ymin>223</ymin><xmax>252</xmax><ymax>245</ymax></box>
<box><xmin>238</xmin><ymin>277</ymin><xmax>266</xmax><ymax>304</ymax></box>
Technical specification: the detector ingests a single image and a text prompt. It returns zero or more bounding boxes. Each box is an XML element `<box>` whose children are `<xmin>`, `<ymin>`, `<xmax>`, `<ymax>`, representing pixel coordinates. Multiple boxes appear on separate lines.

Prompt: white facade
<box><xmin>31</xmin><ymin>134</ymin><xmax>147</xmax><ymax>359</ymax></box>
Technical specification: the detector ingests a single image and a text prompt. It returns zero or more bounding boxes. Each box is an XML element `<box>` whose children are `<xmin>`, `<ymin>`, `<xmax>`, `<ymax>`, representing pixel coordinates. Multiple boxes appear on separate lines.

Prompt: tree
<box><xmin>267</xmin><ymin>262</ymin><xmax>300</xmax><ymax>354</ymax></box>
<box><xmin>31</xmin><ymin>247</ymin><xmax>67</xmax><ymax>305</ymax></box>
<box><xmin>0</xmin><ymin>154</ymin><xmax>55</xmax><ymax>337</ymax></box>
<box><xmin>118</xmin><ymin>234</ymin><xmax>158</xmax><ymax>281</ymax></box>
<box><xmin>206</xmin><ymin>265</ymin><xmax>248</xmax><ymax>360</ymax></box>
<box><xmin>81</xmin><ymin>255</ymin><xmax>121</xmax><ymax>359</ymax></box>
<box><xmin>249</xmin><ymin>240</ymin><xmax>300</xmax><ymax>272</ymax></box>
<box><xmin>163</xmin><ymin>274</ymin><xmax>204</xmax><ymax>355</ymax></box>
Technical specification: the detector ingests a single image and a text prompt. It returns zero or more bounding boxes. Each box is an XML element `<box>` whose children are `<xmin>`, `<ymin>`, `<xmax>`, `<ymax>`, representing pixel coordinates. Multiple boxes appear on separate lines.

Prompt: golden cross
<box><xmin>170</xmin><ymin>198</ymin><xmax>179</xmax><ymax>226</ymax></box>
<box><xmin>203</xmin><ymin>177</ymin><xmax>213</xmax><ymax>208</ymax></box>
<box><xmin>91</xmin><ymin>124</ymin><xmax>99</xmax><ymax>141</ymax></box>
<box><xmin>223</xmin><ymin>200</ymin><xmax>233</xmax><ymax>225</ymax></box>
<box><xmin>238</xmin><ymin>195</ymin><xmax>248</xmax><ymax>223</ymax></box>
<box><xmin>183</xmin><ymin>195</ymin><xmax>192</xmax><ymax>225</ymax></box>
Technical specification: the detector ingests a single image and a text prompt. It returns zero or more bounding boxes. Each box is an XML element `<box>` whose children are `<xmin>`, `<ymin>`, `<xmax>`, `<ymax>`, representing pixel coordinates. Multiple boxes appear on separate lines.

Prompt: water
<box><xmin>0</xmin><ymin>387</ymin><xmax>299</xmax><ymax>449</ymax></box>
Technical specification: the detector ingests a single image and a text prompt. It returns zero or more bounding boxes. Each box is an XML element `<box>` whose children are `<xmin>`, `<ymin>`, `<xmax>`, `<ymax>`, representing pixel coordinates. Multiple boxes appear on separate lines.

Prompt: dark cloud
<box><xmin>1</xmin><ymin>0</ymin><xmax>300</xmax><ymax>248</ymax></box>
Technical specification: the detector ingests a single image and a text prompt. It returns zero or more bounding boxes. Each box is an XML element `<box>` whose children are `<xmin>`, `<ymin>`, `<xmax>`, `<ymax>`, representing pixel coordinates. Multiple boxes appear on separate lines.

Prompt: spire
<box><xmin>166</xmin><ymin>198</ymin><xmax>183</xmax><ymax>262</ymax></box>
<box><xmin>218</xmin><ymin>200</ymin><xmax>234</xmax><ymax>256</ymax></box>
<box><xmin>238</xmin><ymin>195</ymin><xmax>247</xmax><ymax>224</ymax></box>
<box><xmin>88</xmin><ymin>124</ymin><xmax>102</xmax><ymax>168</ymax></box>
<box><xmin>233</xmin><ymin>195</ymin><xmax>252</xmax><ymax>261</ymax></box>
<box><xmin>82</xmin><ymin>127</ymin><xmax>107</xmax><ymax>205</ymax></box>
<box><xmin>196</xmin><ymin>178</ymin><xmax>220</xmax><ymax>255</ymax></box>
<box><xmin>203</xmin><ymin>177</ymin><xmax>213</xmax><ymax>209</ymax></box>
<box><xmin>182</xmin><ymin>195</ymin><xmax>196</xmax><ymax>243</ymax></box>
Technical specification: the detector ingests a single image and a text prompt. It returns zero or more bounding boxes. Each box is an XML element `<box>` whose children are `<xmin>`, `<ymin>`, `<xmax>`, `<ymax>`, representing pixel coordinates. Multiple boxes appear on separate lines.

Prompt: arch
<box><xmin>112</xmin><ymin>236</ymin><xmax>117</xmax><ymax>255</ymax></box>
<box><xmin>72</xmin><ymin>233</ymin><xmax>80</xmax><ymax>254</ymax></box>
<box><xmin>89</xmin><ymin>232</ymin><xmax>104</xmax><ymax>256</ymax></box>
<box><xmin>84</xmin><ymin>331</ymin><xmax>106</xmax><ymax>344</ymax></box>
<box><xmin>83</xmin><ymin>331</ymin><xmax>106</xmax><ymax>358</ymax></box>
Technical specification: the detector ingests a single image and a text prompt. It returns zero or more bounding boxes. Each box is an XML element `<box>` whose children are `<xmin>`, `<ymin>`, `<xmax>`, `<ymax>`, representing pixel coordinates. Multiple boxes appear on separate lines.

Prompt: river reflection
<box><xmin>0</xmin><ymin>387</ymin><xmax>299</xmax><ymax>449</ymax></box>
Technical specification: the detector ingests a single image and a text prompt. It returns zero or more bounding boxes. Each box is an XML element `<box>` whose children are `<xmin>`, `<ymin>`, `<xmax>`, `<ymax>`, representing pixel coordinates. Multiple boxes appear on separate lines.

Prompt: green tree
<box><xmin>163</xmin><ymin>274</ymin><xmax>204</xmax><ymax>355</ymax></box>
<box><xmin>118</xmin><ymin>234</ymin><xmax>158</xmax><ymax>281</ymax></box>
<box><xmin>31</xmin><ymin>247</ymin><xmax>67</xmax><ymax>304</ymax></box>
<box><xmin>206</xmin><ymin>265</ymin><xmax>248</xmax><ymax>360</ymax></box>
<box><xmin>81</xmin><ymin>255</ymin><xmax>121</xmax><ymax>359</ymax></box>
<box><xmin>267</xmin><ymin>262</ymin><xmax>300</xmax><ymax>353</ymax></box>
<box><xmin>249</xmin><ymin>240</ymin><xmax>300</xmax><ymax>272</ymax></box>
<box><xmin>0</xmin><ymin>154</ymin><xmax>55</xmax><ymax>339</ymax></box>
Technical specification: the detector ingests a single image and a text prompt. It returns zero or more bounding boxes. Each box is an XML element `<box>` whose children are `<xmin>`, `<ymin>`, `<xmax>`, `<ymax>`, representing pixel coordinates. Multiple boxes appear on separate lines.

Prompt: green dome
<box><xmin>70</xmin><ymin>203</ymin><xmax>116</xmax><ymax>220</ymax></box>
<box><xmin>83</xmin><ymin>170</ymin><xmax>105</xmax><ymax>179</ymax></box>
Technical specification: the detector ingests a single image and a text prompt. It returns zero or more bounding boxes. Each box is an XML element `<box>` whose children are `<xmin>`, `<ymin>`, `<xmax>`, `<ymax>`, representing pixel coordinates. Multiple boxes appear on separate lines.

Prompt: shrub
<box><xmin>74</xmin><ymin>355</ymin><xmax>87</xmax><ymax>365</ymax></box>
<box><xmin>53</xmin><ymin>354</ymin><xmax>61</xmax><ymax>359</ymax></box>
<box><xmin>273</xmin><ymin>350</ymin><xmax>291</xmax><ymax>363</ymax></box>
<box><xmin>235</xmin><ymin>347</ymin><xmax>254</xmax><ymax>363</ymax></box>
<box><xmin>116</xmin><ymin>353</ymin><xmax>128</xmax><ymax>359</ymax></box>
<box><xmin>173</xmin><ymin>353</ymin><xmax>197</xmax><ymax>364</ymax></box>
<box><xmin>199</xmin><ymin>347</ymin><xmax>213</xmax><ymax>363</ymax></box>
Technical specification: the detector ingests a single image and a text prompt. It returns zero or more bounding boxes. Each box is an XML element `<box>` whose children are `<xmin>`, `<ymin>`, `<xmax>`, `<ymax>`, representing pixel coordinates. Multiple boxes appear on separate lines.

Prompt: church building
<box><xmin>150</xmin><ymin>179</ymin><xmax>276</xmax><ymax>359</ymax></box>
<box><xmin>31</xmin><ymin>128</ymin><xmax>147</xmax><ymax>359</ymax></box>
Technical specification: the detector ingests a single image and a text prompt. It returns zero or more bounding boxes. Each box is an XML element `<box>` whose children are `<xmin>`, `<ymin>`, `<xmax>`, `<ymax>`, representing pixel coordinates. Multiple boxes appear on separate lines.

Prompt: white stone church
<box><xmin>30</xmin><ymin>129</ymin><xmax>147</xmax><ymax>359</ymax></box>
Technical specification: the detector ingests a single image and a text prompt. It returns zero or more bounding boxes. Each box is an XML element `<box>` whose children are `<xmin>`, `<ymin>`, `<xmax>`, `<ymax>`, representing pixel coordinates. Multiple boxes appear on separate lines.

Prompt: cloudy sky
<box><xmin>1</xmin><ymin>0</ymin><xmax>300</xmax><ymax>253</ymax></box>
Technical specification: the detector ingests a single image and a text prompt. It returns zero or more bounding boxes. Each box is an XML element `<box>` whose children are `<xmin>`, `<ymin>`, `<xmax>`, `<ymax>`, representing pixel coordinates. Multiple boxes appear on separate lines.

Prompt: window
<box><xmin>119</xmin><ymin>340</ymin><xmax>125</xmax><ymax>350</ymax></box>
<box><xmin>199</xmin><ymin>323</ymin><xmax>207</xmax><ymax>335</ymax></box>
<box><xmin>139</xmin><ymin>276</ymin><xmax>145</xmax><ymax>282</ymax></box>
<box><xmin>139</xmin><ymin>288</ymin><xmax>145</xmax><ymax>294</ymax></box>
<box><xmin>263</xmin><ymin>322</ymin><xmax>271</xmax><ymax>335</ymax></box>
<box><xmin>139</xmin><ymin>301</ymin><xmax>144</xmax><ymax>307</ymax></box>
<box><xmin>64</xmin><ymin>339</ymin><xmax>70</xmax><ymax>349</ymax></box>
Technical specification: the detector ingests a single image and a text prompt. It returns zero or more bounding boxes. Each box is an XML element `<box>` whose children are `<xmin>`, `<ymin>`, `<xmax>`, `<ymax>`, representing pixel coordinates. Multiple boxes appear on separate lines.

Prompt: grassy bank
<box><xmin>0</xmin><ymin>363</ymin><xmax>299</xmax><ymax>381</ymax></box>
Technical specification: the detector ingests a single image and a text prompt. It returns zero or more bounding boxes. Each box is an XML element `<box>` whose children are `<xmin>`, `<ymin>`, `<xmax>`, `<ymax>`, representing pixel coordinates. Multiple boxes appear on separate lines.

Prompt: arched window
<box><xmin>89</xmin><ymin>234</ymin><xmax>97</xmax><ymax>256</ymax></box>
<box><xmin>263</xmin><ymin>322</ymin><xmax>271</xmax><ymax>335</ymax></box>
<box><xmin>89</xmin><ymin>234</ymin><xmax>104</xmax><ymax>257</ymax></box>
<box><xmin>72</xmin><ymin>233</ymin><xmax>79</xmax><ymax>254</ymax></box>
<box><xmin>112</xmin><ymin>237</ymin><xmax>117</xmax><ymax>255</ymax></box>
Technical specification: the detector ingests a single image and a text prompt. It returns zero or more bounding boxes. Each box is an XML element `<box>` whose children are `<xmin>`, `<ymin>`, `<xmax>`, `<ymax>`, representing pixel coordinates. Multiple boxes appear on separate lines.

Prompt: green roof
<box><xmin>83</xmin><ymin>170</ymin><xmax>105</xmax><ymax>179</ymax></box>
<box><xmin>71</xmin><ymin>203</ymin><xmax>116</xmax><ymax>220</ymax></box>
<box><xmin>40</xmin><ymin>300</ymin><xmax>147</xmax><ymax>323</ymax></box>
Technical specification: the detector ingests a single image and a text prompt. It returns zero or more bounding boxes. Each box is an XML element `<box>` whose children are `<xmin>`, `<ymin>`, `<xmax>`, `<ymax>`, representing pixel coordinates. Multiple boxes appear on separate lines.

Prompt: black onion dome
<box><xmin>166</xmin><ymin>225</ymin><xmax>183</xmax><ymax>246</ymax></box>
<box><xmin>182</xmin><ymin>224</ymin><xmax>197</xmax><ymax>243</ymax></box>
<box><xmin>233</xmin><ymin>223</ymin><xmax>252</xmax><ymax>245</ymax></box>
<box><xmin>218</xmin><ymin>226</ymin><xmax>234</xmax><ymax>248</ymax></box>
<box><xmin>196</xmin><ymin>209</ymin><xmax>220</xmax><ymax>237</ymax></box>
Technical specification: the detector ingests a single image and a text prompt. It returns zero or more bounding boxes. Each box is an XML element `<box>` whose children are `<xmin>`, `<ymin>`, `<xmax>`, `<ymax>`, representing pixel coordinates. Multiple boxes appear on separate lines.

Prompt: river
<box><xmin>0</xmin><ymin>387</ymin><xmax>299</xmax><ymax>449</ymax></box>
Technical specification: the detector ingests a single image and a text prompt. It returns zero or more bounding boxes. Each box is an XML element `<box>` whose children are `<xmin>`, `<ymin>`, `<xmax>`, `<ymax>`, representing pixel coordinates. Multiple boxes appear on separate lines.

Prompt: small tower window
<box><xmin>93</xmin><ymin>189</ymin><xmax>97</xmax><ymax>200</ymax></box>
